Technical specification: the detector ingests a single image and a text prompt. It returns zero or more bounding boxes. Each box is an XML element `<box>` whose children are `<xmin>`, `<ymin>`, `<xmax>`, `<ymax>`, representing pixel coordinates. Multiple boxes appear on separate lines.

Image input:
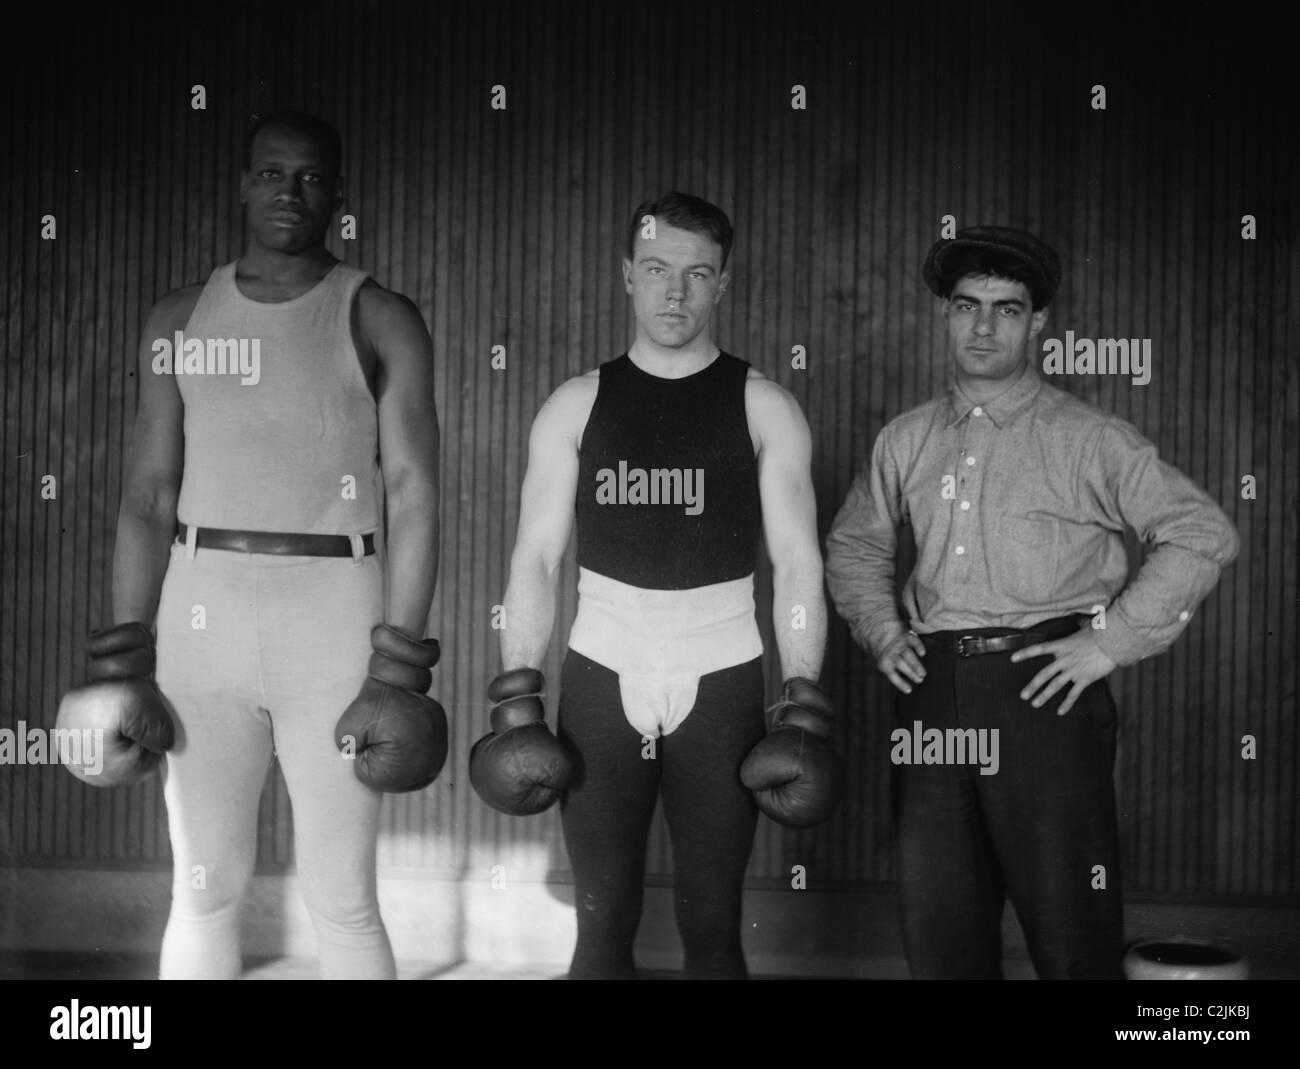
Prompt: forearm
<box><xmin>499</xmin><ymin>548</ymin><xmax>561</xmax><ymax>671</ymax></box>
<box><xmin>771</xmin><ymin>557</ymin><xmax>827</xmax><ymax>680</ymax></box>
<box><xmin>1088</xmin><ymin>419</ymin><xmax>1241</xmax><ymax>665</ymax></box>
<box><xmin>111</xmin><ymin>498</ymin><xmax>177</xmax><ymax>627</ymax></box>
<box><xmin>825</xmin><ymin>438</ymin><xmax>912</xmax><ymax>661</ymax></box>
<box><xmin>825</xmin><ymin>527</ymin><xmax>907</xmax><ymax>661</ymax></box>
<box><xmin>383</xmin><ymin>484</ymin><xmax>440</xmax><ymax>637</ymax></box>
<box><xmin>1096</xmin><ymin>538</ymin><xmax>1237</xmax><ymax>665</ymax></box>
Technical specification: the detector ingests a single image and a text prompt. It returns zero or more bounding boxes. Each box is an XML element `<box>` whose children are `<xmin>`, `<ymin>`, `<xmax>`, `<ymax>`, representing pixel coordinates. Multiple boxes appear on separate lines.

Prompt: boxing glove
<box><xmin>740</xmin><ymin>677</ymin><xmax>842</xmax><ymax>828</ymax></box>
<box><xmin>469</xmin><ymin>668</ymin><xmax>574</xmax><ymax>815</ymax></box>
<box><xmin>334</xmin><ymin>624</ymin><xmax>448</xmax><ymax>793</ymax></box>
<box><xmin>55</xmin><ymin>622</ymin><xmax>176</xmax><ymax>788</ymax></box>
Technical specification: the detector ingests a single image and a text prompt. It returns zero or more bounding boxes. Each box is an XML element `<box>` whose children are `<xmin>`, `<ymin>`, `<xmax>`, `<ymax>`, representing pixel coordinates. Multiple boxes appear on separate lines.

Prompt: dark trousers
<box><xmin>893</xmin><ymin>619</ymin><xmax>1124</xmax><ymax>979</ymax></box>
<box><xmin>558</xmin><ymin>650</ymin><xmax>766</xmax><ymax>980</ymax></box>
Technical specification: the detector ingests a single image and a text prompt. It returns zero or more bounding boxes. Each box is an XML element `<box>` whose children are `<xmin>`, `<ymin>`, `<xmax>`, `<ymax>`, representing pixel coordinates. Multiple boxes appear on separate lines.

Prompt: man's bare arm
<box><xmin>363</xmin><ymin>285</ymin><xmax>441</xmax><ymax>638</ymax></box>
<box><xmin>749</xmin><ymin>376</ymin><xmax>827</xmax><ymax>681</ymax></box>
<box><xmin>112</xmin><ymin>288</ymin><xmax>199</xmax><ymax>626</ymax></box>
<box><xmin>499</xmin><ymin>376</ymin><xmax>596</xmax><ymax>671</ymax></box>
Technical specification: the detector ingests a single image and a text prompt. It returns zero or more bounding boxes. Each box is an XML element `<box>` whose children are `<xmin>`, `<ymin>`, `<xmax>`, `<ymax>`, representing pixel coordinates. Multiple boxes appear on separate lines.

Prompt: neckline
<box><xmin>228</xmin><ymin>260</ymin><xmax>342</xmax><ymax>307</ymax></box>
<box><xmin>623</xmin><ymin>351</ymin><xmax>726</xmax><ymax>385</ymax></box>
<box><xmin>948</xmin><ymin>361</ymin><xmax>1041</xmax><ymax>425</ymax></box>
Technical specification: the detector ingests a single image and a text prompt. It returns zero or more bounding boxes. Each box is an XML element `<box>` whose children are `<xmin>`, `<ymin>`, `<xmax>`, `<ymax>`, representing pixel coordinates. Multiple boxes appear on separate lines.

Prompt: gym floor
<box><xmin>18</xmin><ymin>952</ymin><xmax>1298</xmax><ymax>980</ymax></box>
<box><xmin>0</xmin><ymin>952</ymin><xmax>859</xmax><ymax>980</ymax></box>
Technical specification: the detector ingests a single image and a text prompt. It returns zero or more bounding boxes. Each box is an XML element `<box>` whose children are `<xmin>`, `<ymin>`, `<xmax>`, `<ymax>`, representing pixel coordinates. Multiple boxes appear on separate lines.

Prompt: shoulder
<box><xmin>882</xmin><ymin>393</ymin><xmax>949</xmax><ymax>438</ymax></box>
<box><xmin>856</xmin><ymin>394</ymin><xmax>950</xmax><ymax>469</ymax></box>
<box><xmin>354</xmin><ymin>279</ymin><xmax>432</xmax><ymax>375</ymax></box>
<box><xmin>146</xmin><ymin>281</ymin><xmax>207</xmax><ymax>334</ymax></box>
<box><xmin>356</xmin><ymin>278</ymin><xmax>425</xmax><ymax>334</ymax></box>
<box><xmin>742</xmin><ymin>372</ymin><xmax>811</xmax><ymax>456</ymax></box>
<box><xmin>743</xmin><ymin>370</ymin><xmax>803</xmax><ymax>420</ymax></box>
<box><xmin>1031</xmin><ymin>379</ymin><xmax>1144</xmax><ymax>446</ymax></box>
<box><xmin>533</xmin><ymin>371</ymin><xmax>601</xmax><ymax>439</ymax></box>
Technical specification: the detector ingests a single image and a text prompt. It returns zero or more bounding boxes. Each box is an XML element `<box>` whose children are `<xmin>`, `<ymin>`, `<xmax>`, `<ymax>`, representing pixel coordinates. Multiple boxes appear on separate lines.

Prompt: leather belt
<box><xmin>918</xmin><ymin>615</ymin><xmax>1085</xmax><ymax>657</ymax></box>
<box><xmin>920</xmin><ymin>631</ymin><xmax>1048</xmax><ymax>657</ymax></box>
<box><xmin>177</xmin><ymin>524</ymin><xmax>375</xmax><ymax>557</ymax></box>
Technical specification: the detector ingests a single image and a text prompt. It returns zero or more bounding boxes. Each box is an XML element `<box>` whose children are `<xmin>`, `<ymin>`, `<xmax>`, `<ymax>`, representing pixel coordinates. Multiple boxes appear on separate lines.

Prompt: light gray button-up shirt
<box><xmin>825</xmin><ymin>362</ymin><xmax>1240</xmax><ymax>666</ymax></box>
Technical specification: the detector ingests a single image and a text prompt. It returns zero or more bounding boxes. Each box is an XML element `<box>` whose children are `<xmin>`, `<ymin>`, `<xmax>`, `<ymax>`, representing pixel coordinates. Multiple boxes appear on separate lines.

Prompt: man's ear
<box><xmin>332</xmin><ymin>175</ymin><xmax>345</xmax><ymax>213</ymax></box>
<box><xmin>1030</xmin><ymin>306</ymin><xmax>1049</xmax><ymax>338</ymax></box>
<box><xmin>715</xmin><ymin>268</ymin><xmax>731</xmax><ymax>302</ymax></box>
<box><xmin>622</xmin><ymin>257</ymin><xmax>634</xmax><ymax>293</ymax></box>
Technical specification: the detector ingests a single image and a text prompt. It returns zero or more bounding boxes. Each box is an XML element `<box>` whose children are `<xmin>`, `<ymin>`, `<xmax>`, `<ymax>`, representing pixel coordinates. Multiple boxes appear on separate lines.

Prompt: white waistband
<box><xmin>568</xmin><ymin>568</ymin><xmax>764</xmax><ymax>737</ymax></box>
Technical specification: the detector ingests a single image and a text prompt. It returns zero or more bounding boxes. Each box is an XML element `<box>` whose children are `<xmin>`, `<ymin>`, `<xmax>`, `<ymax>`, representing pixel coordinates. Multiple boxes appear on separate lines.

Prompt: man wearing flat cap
<box><xmin>825</xmin><ymin>225</ymin><xmax>1239</xmax><ymax>979</ymax></box>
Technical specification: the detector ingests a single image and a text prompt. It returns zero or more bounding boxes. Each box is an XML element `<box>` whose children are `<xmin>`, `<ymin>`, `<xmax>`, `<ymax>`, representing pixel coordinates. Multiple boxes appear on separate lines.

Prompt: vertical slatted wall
<box><xmin>1</xmin><ymin>4</ymin><xmax>1295</xmax><ymax>903</ymax></box>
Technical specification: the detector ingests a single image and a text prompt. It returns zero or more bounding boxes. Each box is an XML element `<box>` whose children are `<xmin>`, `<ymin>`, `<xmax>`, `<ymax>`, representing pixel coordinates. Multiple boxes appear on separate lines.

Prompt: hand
<box><xmin>1011</xmin><ymin>626</ymin><xmax>1117</xmax><ymax>715</ymax></box>
<box><xmin>879</xmin><ymin>630</ymin><xmax>927</xmax><ymax>694</ymax></box>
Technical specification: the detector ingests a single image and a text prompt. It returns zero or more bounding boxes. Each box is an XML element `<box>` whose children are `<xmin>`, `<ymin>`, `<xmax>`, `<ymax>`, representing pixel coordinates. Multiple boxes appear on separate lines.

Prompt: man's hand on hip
<box><xmin>1012</xmin><ymin>627</ymin><xmax>1118</xmax><ymax>715</ymax></box>
<box><xmin>879</xmin><ymin>630</ymin><xmax>928</xmax><ymax>694</ymax></box>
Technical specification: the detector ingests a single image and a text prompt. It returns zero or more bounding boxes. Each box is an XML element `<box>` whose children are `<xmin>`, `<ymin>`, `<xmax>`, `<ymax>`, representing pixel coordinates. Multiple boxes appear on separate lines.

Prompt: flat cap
<box><xmin>923</xmin><ymin>225</ymin><xmax>1062</xmax><ymax>308</ymax></box>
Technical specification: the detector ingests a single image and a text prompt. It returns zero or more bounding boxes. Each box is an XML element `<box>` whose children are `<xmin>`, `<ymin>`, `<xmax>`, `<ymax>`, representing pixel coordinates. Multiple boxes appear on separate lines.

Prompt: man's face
<box><xmin>943</xmin><ymin>274</ymin><xmax>1048</xmax><ymax>383</ymax></box>
<box><xmin>239</xmin><ymin>125</ymin><xmax>342</xmax><ymax>255</ymax></box>
<box><xmin>622</xmin><ymin>222</ymin><xmax>729</xmax><ymax>350</ymax></box>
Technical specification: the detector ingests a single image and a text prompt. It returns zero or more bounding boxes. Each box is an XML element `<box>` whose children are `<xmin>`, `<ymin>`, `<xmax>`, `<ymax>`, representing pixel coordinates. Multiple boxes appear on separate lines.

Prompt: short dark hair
<box><xmin>243</xmin><ymin>111</ymin><xmax>343</xmax><ymax>179</ymax></box>
<box><xmin>627</xmin><ymin>192</ymin><xmax>733</xmax><ymax>270</ymax></box>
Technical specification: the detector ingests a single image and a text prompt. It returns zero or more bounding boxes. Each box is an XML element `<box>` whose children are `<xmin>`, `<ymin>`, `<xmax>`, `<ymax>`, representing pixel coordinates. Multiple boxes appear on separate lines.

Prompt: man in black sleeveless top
<box><xmin>470</xmin><ymin>192</ymin><xmax>836</xmax><ymax>979</ymax></box>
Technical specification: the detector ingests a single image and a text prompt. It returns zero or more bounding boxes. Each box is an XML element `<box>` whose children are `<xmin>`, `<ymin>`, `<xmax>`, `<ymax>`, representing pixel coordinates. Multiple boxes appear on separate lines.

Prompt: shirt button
<box><xmin>955</xmin><ymin>545</ymin><xmax>966</xmax><ymax>556</ymax></box>
<box><xmin>965</xmin><ymin>456</ymin><xmax>976</xmax><ymax>466</ymax></box>
<box><xmin>1178</xmin><ymin>610</ymin><xmax>1191</xmax><ymax>622</ymax></box>
<box><xmin>960</xmin><ymin>500</ymin><xmax>971</xmax><ymax>510</ymax></box>
<box><xmin>972</xmin><ymin>406</ymin><xmax>983</xmax><ymax>416</ymax></box>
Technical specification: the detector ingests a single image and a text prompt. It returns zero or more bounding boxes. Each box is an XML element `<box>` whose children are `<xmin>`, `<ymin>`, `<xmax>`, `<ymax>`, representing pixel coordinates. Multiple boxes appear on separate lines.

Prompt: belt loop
<box><xmin>349</xmin><ymin>532</ymin><xmax>364</xmax><ymax>565</ymax></box>
<box><xmin>184</xmin><ymin>523</ymin><xmax>198</xmax><ymax>560</ymax></box>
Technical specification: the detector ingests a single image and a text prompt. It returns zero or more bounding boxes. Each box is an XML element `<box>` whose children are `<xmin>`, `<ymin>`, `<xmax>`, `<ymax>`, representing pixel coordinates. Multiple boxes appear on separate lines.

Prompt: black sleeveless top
<box><xmin>576</xmin><ymin>352</ymin><xmax>762</xmax><ymax>590</ymax></box>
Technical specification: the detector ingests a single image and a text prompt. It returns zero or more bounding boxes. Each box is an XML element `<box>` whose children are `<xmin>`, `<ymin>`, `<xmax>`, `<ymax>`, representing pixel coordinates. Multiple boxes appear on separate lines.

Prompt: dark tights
<box><xmin>558</xmin><ymin>650</ymin><xmax>766</xmax><ymax>979</ymax></box>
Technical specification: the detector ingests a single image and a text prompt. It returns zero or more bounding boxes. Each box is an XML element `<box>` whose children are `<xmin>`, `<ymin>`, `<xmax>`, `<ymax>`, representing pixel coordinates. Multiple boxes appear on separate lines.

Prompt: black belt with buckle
<box><xmin>921</xmin><ymin>631</ymin><xmax>1047</xmax><ymax>657</ymax></box>
<box><xmin>919</xmin><ymin>615</ymin><xmax>1084</xmax><ymax>657</ymax></box>
<box><xmin>177</xmin><ymin>524</ymin><xmax>375</xmax><ymax>557</ymax></box>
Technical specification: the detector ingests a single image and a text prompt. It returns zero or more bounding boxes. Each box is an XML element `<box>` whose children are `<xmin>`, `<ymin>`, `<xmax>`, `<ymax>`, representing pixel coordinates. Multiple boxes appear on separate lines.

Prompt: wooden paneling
<box><xmin>1</xmin><ymin>5</ymin><xmax>1294</xmax><ymax>908</ymax></box>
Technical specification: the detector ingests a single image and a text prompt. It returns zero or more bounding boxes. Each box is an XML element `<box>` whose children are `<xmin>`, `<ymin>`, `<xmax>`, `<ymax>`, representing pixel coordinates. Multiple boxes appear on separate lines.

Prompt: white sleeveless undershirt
<box><xmin>174</xmin><ymin>262</ymin><xmax>381</xmax><ymax>536</ymax></box>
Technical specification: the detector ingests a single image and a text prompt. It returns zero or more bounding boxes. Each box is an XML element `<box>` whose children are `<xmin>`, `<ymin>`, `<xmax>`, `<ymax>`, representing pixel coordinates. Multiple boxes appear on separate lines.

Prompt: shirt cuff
<box><xmin>1092</xmin><ymin>604</ymin><xmax>1194</xmax><ymax>666</ymax></box>
<box><xmin>858</xmin><ymin>618</ymin><xmax>909</xmax><ymax>665</ymax></box>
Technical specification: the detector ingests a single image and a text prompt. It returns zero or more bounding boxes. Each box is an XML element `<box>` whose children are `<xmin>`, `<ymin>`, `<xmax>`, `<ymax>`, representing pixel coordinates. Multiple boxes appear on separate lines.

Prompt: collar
<box><xmin>945</xmin><ymin>361</ymin><xmax>1043</xmax><ymax>429</ymax></box>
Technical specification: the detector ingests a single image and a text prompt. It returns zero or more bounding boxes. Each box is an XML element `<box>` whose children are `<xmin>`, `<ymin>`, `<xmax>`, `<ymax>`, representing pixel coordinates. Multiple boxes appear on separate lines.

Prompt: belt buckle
<box><xmin>955</xmin><ymin>634</ymin><xmax>980</xmax><ymax>657</ymax></box>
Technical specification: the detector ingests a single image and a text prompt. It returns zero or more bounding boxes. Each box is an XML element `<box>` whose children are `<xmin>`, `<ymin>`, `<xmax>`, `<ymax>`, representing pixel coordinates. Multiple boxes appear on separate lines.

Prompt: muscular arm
<box><xmin>499</xmin><ymin>376</ymin><xmax>595</xmax><ymax>671</ymax></box>
<box><xmin>112</xmin><ymin>288</ymin><xmax>198</xmax><ymax>626</ymax></box>
<box><xmin>360</xmin><ymin>286</ymin><xmax>441</xmax><ymax>637</ymax></box>
<box><xmin>749</xmin><ymin>377</ymin><xmax>826</xmax><ymax>681</ymax></box>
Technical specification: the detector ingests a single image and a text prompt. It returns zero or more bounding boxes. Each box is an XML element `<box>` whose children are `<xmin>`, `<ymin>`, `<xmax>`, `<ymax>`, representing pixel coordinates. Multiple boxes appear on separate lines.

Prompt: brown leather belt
<box><xmin>177</xmin><ymin>524</ymin><xmax>375</xmax><ymax>557</ymax></box>
<box><xmin>919</xmin><ymin>615</ymin><xmax>1084</xmax><ymax>657</ymax></box>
